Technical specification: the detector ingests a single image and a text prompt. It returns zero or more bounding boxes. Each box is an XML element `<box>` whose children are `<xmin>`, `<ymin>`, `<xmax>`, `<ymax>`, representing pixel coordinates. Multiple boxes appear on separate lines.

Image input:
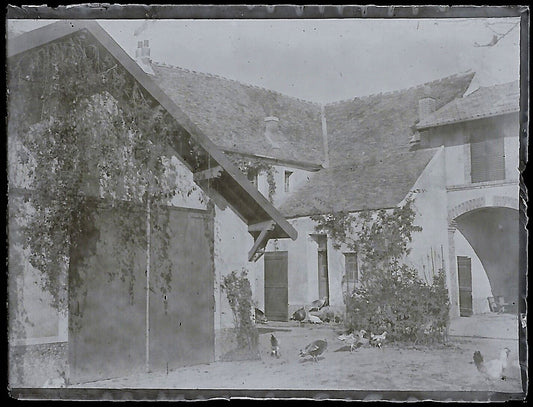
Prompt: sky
<box><xmin>8</xmin><ymin>18</ymin><xmax>520</xmax><ymax>103</ymax></box>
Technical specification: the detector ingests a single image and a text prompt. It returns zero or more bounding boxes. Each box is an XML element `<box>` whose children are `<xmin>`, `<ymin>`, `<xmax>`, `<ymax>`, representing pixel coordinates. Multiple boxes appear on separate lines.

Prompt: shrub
<box><xmin>345</xmin><ymin>267</ymin><xmax>449</xmax><ymax>344</ymax></box>
<box><xmin>221</xmin><ymin>269</ymin><xmax>259</xmax><ymax>353</ymax></box>
<box><xmin>313</xmin><ymin>198</ymin><xmax>450</xmax><ymax>344</ymax></box>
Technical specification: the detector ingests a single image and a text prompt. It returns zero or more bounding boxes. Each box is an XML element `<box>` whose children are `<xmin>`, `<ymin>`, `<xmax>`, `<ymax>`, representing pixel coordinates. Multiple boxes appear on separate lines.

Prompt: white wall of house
<box><xmin>403</xmin><ymin>148</ymin><xmax>450</xmax><ymax>285</ymax></box>
<box><xmin>256</xmin><ymin>165</ymin><xmax>315</xmax><ymax>207</ymax></box>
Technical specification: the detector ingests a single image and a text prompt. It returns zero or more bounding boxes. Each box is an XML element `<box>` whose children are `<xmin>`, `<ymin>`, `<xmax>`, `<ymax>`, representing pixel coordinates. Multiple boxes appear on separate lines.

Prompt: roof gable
<box><xmin>324</xmin><ymin>73</ymin><xmax>475</xmax><ymax>165</ymax></box>
<box><xmin>416</xmin><ymin>81</ymin><xmax>519</xmax><ymax>129</ymax></box>
<box><xmin>8</xmin><ymin>20</ymin><xmax>298</xmax><ymax>258</ymax></box>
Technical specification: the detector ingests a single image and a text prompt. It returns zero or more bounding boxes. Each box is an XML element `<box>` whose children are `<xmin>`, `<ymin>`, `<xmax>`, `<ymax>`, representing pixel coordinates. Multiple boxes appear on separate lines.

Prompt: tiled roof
<box><xmin>278</xmin><ymin>73</ymin><xmax>475</xmax><ymax>218</ymax></box>
<box><xmin>324</xmin><ymin>72</ymin><xmax>474</xmax><ymax>164</ymax></box>
<box><xmin>150</xmin><ymin>63</ymin><xmax>325</xmax><ymax>165</ymax></box>
<box><xmin>417</xmin><ymin>81</ymin><xmax>519</xmax><ymax>129</ymax></box>
<box><xmin>278</xmin><ymin>149</ymin><xmax>439</xmax><ymax>219</ymax></box>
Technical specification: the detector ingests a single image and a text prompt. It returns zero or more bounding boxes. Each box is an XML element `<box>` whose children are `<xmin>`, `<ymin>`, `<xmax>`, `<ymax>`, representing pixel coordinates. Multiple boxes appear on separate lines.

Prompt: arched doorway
<box><xmin>451</xmin><ymin>206</ymin><xmax>519</xmax><ymax>315</ymax></box>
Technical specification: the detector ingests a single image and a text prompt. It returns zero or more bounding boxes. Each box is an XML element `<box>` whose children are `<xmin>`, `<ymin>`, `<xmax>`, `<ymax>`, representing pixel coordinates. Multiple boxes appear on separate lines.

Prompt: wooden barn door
<box><xmin>457</xmin><ymin>256</ymin><xmax>473</xmax><ymax>317</ymax></box>
<box><xmin>69</xmin><ymin>203</ymin><xmax>215</xmax><ymax>383</ymax></box>
<box><xmin>264</xmin><ymin>252</ymin><xmax>288</xmax><ymax>321</ymax></box>
<box><xmin>69</xmin><ymin>203</ymin><xmax>147</xmax><ymax>384</ymax></box>
<box><xmin>148</xmin><ymin>207</ymin><xmax>214</xmax><ymax>372</ymax></box>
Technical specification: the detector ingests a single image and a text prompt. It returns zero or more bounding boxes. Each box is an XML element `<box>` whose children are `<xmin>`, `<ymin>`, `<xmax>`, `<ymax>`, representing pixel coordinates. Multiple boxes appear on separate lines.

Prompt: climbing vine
<box><xmin>220</xmin><ymin>269</ymin><xmax>258</xmax><ymax>353</ymax></box>
<box><xmin>226</xmin><ymin>154</ymin><xmax>278</xmax><ymax>203</ymax></box>
<box><xmin>8</xmin><ymin>33</ymin><xmax>201</xmax><ymax>323</ymax></box>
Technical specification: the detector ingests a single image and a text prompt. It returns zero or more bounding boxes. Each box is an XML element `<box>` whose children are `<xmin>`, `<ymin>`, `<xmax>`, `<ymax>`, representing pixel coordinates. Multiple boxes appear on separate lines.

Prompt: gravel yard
<box><xmin>72</xmin><ymin>318</ymin><xmax>522</xmax><ymax>393</ymax></box>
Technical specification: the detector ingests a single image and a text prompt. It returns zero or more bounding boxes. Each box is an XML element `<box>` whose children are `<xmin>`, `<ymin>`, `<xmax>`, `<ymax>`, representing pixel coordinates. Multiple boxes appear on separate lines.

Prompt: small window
<box><xmin>344</xmin><ymin>252</ymin><xmax>358</xmax><ymax>281</ymax></box>
<box><xmin>284</xmin><ymin>171</ymin><xmax>293</xmax><ymax>192</ymax></box>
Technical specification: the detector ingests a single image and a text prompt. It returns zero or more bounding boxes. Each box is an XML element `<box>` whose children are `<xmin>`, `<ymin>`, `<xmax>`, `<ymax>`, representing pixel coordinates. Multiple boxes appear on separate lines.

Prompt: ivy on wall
<box><xmin>226</xmin><ymin>154</ymin><xmax>278</xmax><ymax>203</ymax></box>
<box><xmin>8</xmin><ymin>33</ymin><xmax>202</xmax><ymax>328</ymax></box>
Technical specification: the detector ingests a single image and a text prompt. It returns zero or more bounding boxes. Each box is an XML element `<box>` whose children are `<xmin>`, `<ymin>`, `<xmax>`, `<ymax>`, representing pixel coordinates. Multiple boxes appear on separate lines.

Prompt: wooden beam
<box><xmin>248</xmin><ymin>221</ymin><xmax>276</xmax><ymax>262</ymax></box>
<box><xmin>248</xmin><ymin>220</ymin><xmax>275</xmax><ymax>233</ymax></box>
<box><xmin>193</xmin><ymin>166</ymin><xmax>223</xmax><ymax>182</ymax></box>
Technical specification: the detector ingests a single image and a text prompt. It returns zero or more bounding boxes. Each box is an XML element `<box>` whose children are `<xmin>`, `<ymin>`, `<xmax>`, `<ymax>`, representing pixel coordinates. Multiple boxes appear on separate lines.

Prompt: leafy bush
<box><xmin>345</xmin><ymin>267</ymin><xmax>449</xmax><ymax>344</ymax></box>
<box><xmin>221</xmin><ymin>269</ymin><xmax>259</xmax><ymax>353</ymax></box>
<box><xmin>313</xmin><ymin>198</ymin><xmax>450</xmax><ymax>344</ymax></box>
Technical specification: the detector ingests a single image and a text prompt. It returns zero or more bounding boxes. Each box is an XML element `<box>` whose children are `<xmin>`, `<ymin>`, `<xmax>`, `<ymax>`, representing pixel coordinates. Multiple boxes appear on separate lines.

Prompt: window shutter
<box><xmin>470</xmin><ymin>132</ymin><xmax>504</xmax><ymax>183</ymax></box>
<box><xmin>485</xmin><ymin>137</ymin><xmax>505</xmax><ymax>181</ymax></box>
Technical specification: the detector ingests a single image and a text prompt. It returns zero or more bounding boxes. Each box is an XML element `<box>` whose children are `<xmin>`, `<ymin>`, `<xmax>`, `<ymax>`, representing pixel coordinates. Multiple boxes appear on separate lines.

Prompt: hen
<box><xmin>307</xmin><ymin>314</ymin><xmax>323</xmax><ymax>324</ymax></box>
<box><xmin>290</xmin><ymin>307</ymin><xmax>307</xmax><ymax>325</ymax></box>
<box><xmin>270</xmin><ymin>334</ymin><xmax>280</xmax><ymax>358</ymax></box>
<box><xmin>299</xmin><ymin>339</ymin><xmax>328</xmax><ymax>362</ymax></box>
<box><xmin>309</xmin><ymin>296</ymin><xmax>328</xmax><ymax>312</ymax></box>
<box><xmin>473</xmin><ymin>348</ymin><xmax>511</xmax><ymax>380</ymax></box>
<box><xmin>254</xmin><ymin>308</ymin><xmax>268</xmax><ymax>324</ymax></box>
<box><xmin>370</xmin><ymin>331</ymin><xmax>387</xmax><ymax>348</ymax></box>
<box><xmin>338</xmin><ymin>330</ymin><xmax>368</xmax><ymax>352</ymax></box>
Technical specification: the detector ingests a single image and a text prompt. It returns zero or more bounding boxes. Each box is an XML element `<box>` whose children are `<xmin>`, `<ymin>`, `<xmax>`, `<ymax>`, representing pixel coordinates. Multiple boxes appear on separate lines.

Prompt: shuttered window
<box><xmin>470</xmin><ymin>133</ymin><xmax>505</xmax><ymax>183</ymax></box>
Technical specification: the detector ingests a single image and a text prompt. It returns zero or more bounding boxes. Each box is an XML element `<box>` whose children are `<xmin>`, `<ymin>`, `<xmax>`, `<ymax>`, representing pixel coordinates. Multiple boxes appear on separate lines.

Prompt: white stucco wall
<box><xmin>256</xmin><ymin>164</ymin><xmax>315</xmax><ymax>206</ymax></box>
<box><xmin>403</xmin><ymin>148</ymin><xmax>450</xmax><ymax>285</ymax></box>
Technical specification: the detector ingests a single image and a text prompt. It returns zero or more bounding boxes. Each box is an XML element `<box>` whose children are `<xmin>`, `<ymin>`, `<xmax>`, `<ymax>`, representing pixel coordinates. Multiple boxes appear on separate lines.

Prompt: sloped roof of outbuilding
<box><xmin>278</xmin><ymin>149</ymin><xmax>438</xmax><ymax>218</ymax></box>
<box><xmin>416</xmin><ymin>81</ymin><xmax>519</xmax><ymax>129</ymax></box>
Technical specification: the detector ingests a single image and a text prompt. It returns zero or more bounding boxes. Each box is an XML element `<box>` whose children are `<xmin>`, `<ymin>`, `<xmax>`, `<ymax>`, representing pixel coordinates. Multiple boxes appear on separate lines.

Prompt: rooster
<box><xmin>473</xmin><ymin>348</ymin><xmax>511</xmax><ymax>380</ymax></box>
<box><xmin>299</xmin><ymin>339</ymin><xmax>328</xmax><ymax>362</ymax></box>
<box><xmin>270</xmin><ymin>334</ymin><xmax>280</xmax><ymax>358</ymax></box>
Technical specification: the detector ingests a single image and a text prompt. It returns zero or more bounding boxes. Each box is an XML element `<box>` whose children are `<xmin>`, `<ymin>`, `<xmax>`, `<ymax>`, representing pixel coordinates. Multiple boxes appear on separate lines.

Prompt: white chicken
<box><xmin>307</xmin><ymin>314</ymin><xmax>323</xmax><ymax>324</ymax></box>
<box><xmin>473</xmin><ymin>348</ymin><xmax>511</xmax><ymax>380</ymax></box>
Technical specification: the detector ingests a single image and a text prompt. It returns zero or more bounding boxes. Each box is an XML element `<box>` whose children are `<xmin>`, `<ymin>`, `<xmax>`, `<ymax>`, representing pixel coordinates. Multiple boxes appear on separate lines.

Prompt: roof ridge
<box><xmin>464</xmin><ymin>80</ymin><xmax>519</xmax><ymax>98</ymax></box>
<box><xmin>324</xmin><ymin>71</ymin><xmax>475</xmax><ymax>107</ymax></box>
<box><xmin>151</xmin><ymin>60</ymin><xmax>322</xmax><ymax>107</ymax></box>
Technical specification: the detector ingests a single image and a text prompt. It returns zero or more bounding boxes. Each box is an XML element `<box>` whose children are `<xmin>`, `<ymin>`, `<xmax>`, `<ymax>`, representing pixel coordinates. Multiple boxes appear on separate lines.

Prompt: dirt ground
<box><xmin>73</xmin><ymin>321</ymin><xmax>523</xmax><ymax>392</ymax></box>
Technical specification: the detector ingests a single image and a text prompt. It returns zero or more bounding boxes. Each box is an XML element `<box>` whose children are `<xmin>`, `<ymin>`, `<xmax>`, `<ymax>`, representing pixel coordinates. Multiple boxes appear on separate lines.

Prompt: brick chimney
<box><xmin>264</xmin><ymin>116</ymin><xmax>281</xmax><ymax>148</ymax></box>
<box><xmin>135</xmin><ymin>39</ymin><xmax>154</xmax><ymax>75</ymax></box>
<box><xmin>418</xmin><ymin>97</ymin><xmax>436</xmax><ymax>121</ymax></box>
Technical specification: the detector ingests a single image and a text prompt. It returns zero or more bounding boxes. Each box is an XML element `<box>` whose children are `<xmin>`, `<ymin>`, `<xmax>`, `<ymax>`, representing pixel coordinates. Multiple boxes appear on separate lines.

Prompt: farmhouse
<box><xmin>8</xmin><ymin>20</ymin><xmax>521</xmax><ymax>387</ymax></box>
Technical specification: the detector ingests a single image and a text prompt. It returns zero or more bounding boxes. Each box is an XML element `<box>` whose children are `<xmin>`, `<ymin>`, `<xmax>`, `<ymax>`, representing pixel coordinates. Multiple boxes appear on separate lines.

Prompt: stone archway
<box><xmin>447</xmin><ymin>196</ymin><xmax>519</xmax><ymax>315</ymax></box>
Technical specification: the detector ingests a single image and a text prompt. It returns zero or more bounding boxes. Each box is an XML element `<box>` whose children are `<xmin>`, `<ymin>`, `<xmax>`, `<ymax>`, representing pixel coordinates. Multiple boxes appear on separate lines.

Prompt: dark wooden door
<box><xmin>264</xmin><ymin>252</ymin><xmax>288</xmax><ymax>321</ymax></box>
<box><xmin>149</xmin><ymin>207</ymin><xmax>214</xmax><ymax>371</ymax></box>
<box><xmin>69</xmin><ymin>203</ymin><xmax>147</xmax><ymax>384</ymax></box>
<box><xmin>318</xmin><ymin>249</ymin><xmax>329</xmax><ymax>300</ymax></box>
<box><xmin>457</xmin><ymin>256</ymin><xmax>473</xmax><ymax>317</ymax></box>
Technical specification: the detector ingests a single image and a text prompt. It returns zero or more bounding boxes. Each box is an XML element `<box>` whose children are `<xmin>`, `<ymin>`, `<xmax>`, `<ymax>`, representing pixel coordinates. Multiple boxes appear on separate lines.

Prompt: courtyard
<box><xmin>71</xmin><ymin>314</ymin><xmax>522</xmax><ymax>393</ymax></box>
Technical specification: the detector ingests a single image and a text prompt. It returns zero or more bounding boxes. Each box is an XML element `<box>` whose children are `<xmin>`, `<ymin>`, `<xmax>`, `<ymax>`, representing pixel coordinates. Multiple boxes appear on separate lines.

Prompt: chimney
<box><xmin>135</xmin><ymin>39</ymin><xmax>154</xmax><ymax>75</ymax></box>
<box><xmin>418</xmin><ymin>97</ymin><xmax>436</xmax><ymax>121</ymax></box>
<box><xmin>264</xmin><ymin>116</ymin><xmax>281</xmax><ymax>148</ymax></box>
